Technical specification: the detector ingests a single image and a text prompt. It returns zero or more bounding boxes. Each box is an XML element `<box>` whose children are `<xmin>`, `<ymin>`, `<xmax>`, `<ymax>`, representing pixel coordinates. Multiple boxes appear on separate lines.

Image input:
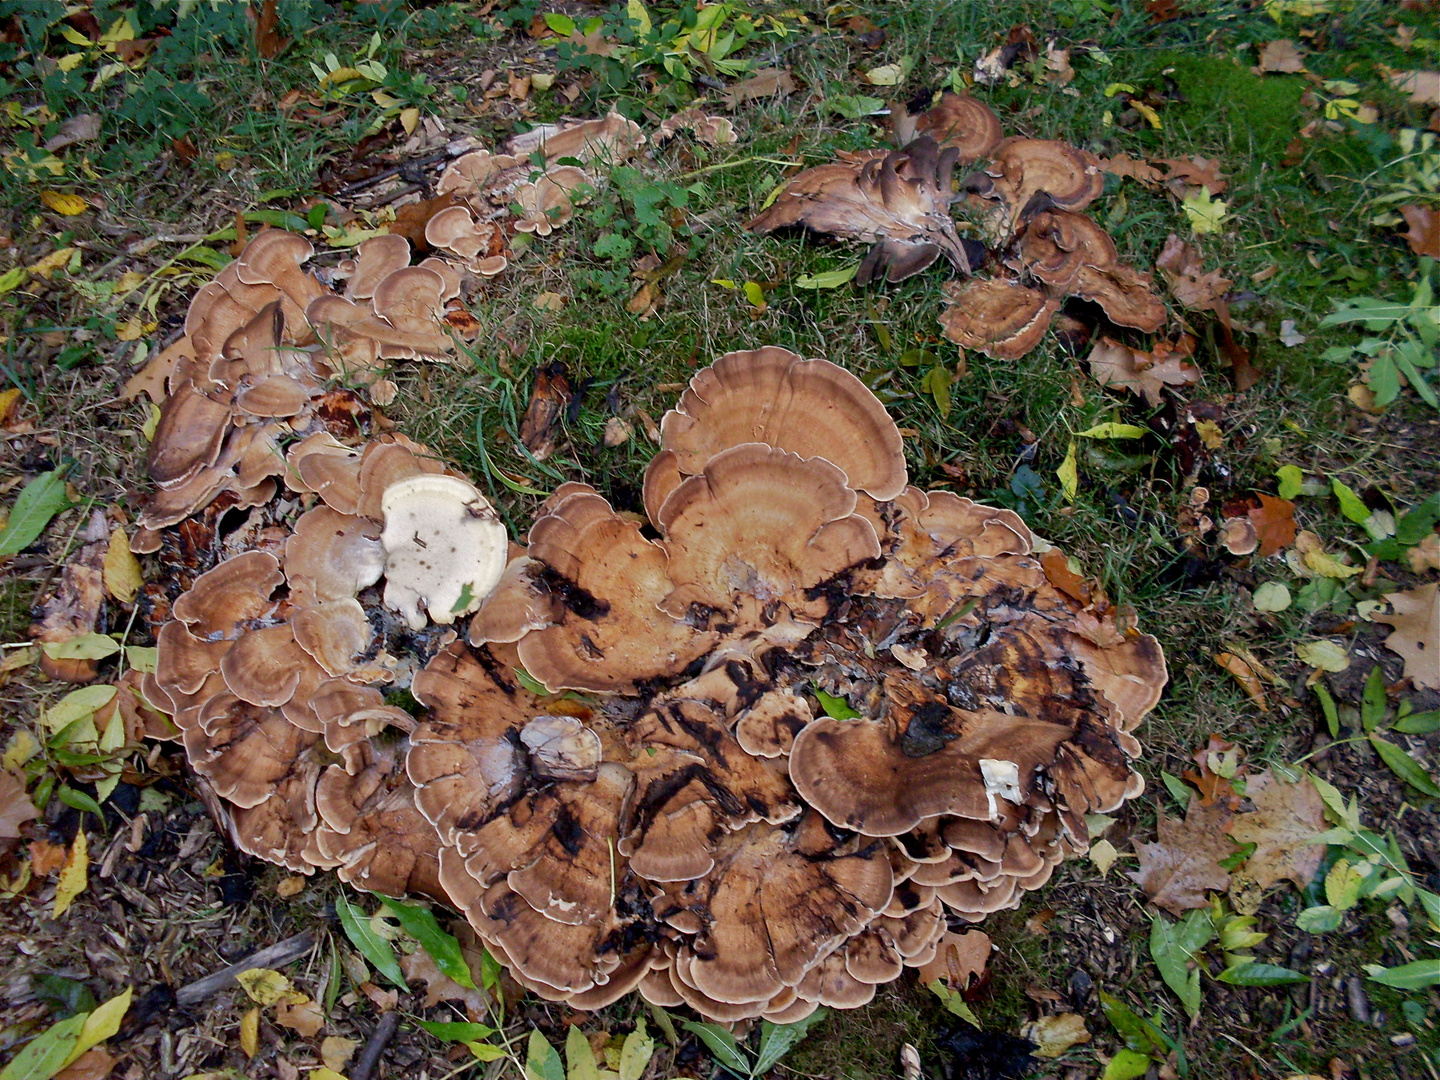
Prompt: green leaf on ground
<box><xmin>381</xmin><ymin>899</ymin><xmax>475</xmax><ymax>989</ymax></box>
<box><xmin>525</xmin><ymin>1029</ymin><xmax>564</xmax><ymax>1080</ymax></box>
<box><xmin>1150</xmin><ymin>911</ymin><xmax>1213</xmax><ymax>1018</ymax></box>
<box><xmin>335</xmin><ymin>893</ymin><xmax>407</xmax><ymax>988</ymax></box>
<box><xmin>1369</xmin><ymin>735</ymin><xmax>1440</xmax><ymax>797</ymax></box>
<box><xmin>680</xmin><ymin>1022</ymin><xmax>749</xmax><ymax>1073</ymax></box>
<box><xmin>754</xmin><ymin>1008</ymin><xmax>829</xmax><ymax>1073</ymax></box>
<box><xmin>0</xmin><ymin>469</ymin><xmax>75</xmax><ymax>557</ymax></box>
<box><xmin>1366</xmin><ymin>959</ymin><xmax>1440</xmax><ymax>990</ymax></box>
<box><xmin>1217</xmin><ymin>962</ymin><xmax>1306</xmax><ymax>986</ymax></box>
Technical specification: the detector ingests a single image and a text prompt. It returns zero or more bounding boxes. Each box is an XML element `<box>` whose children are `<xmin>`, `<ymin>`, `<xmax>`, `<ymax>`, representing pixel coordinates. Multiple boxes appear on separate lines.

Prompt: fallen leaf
<box><xmin>1296</xmin><ymin>639</ymin><xmax>1351</xmax><ymax>672</ymax></box>
<box><xmin>399</xmin><ymin>946</ymin><xmax>489</xmax><ymax>1013</ymax></box>
<box><xmin>603</xmin><ymin>416</ymin><xmax>633</xmax><ymax>447</ymax></box>
<box><xmin>532</xmin><ymin>291</ymin><xmax>565</xmax><ymax>312</ymax></box>
<box><xmin>1399</xmin><ymin>204</ymin><xmax>1440</xmax><ymax>258</ymax></box>
<box><xmin>275</xmin><ymin>875</ymin><xmax>306</xmax><ymax>898</ymax></box>
<box><xmin>30</xmin><ymin>839</ymin><xmax>67</xmax><ymax>874</ymax></box>
<box><xmin>235</xmin><ymin>968</ymin><xmax>307</xmax><ymax>1007</ymax></box>
<box><xmin>1256</xmin><ymin>39</ymin><xmax>1306</xmax><ymax>74</ymax></box>
<box><xmin>275</xmin><ymin>998</ymin><xmax>325</xmax><ymax>1037</ymax></box>
<box><xmin>239</xmin><ymin>1006</ymin><xmax>260</xmax><ymax>1058</ymax></box>
<box><xmin>1390</xmin><ymin>70</ymin><xmax>1440</xmax><ymax>106</ymax></box>
<box><xmin>0</xmin><ymin>770</ymin><xmax>38</xmax><ymax>839</ymax></box>
<box><xmin>54</xmin><ymin>1046</ymin><xmax>115</xmax><ymax>1080</ymax></box>
<box><xmin>1156</xmin><ymin>234</ymin><xmax>1231</xmax><ymax>311</ymax></box>
<box><xmin>1181</xmin><ymin>187</ymin><xmax>1229</xmax><ymax>234</ymax></box>
<box><xmin>1090</xmin><ymin>839</ymin><xmax>1118</xmax><ymax>875</ymax></box>
<box><xmin>1087</xmin><ymin>336</ymin><xmax>1200</xmax><ymax>407</ymax></box>
<box><xmin>321</xmin><ymin>1036</ymin><xmax>358</xmax><ymax>1073</ymax></box>
<box><xmin>1020</xmin><ymin>1013</ymin><xmax>1090</xmax><ymax>1058</ymax></box>
<box><xmin>1374</xmin><ymin>584</ymin><xmax>1439</xmax><ymax>690</ymax></box>
<box><xmin>1294</xmin><ymin>530</ymin><xmax>1362</xmax><ymax>578</ymax></box>
<box><xmin>29</xmin><ymin>247</ymin><xmax>77</xmax><ymax>279</ymax></box>
<box><xmin>722</xmin><ymin>68</ymin><xmax>796</xmax><ymax>108</ymax></box>
<box><xmin>914</xmin><ymin>929</ymin><xmax>991</xmax><ymax>990</ymax></box>
<box><xmin>1249</xmin><ymin>493</ymin><xmax>1297</xmax><ymax>556</ymax></box>
<box><xmin>0</xmin><ymin>469</ymin><xmax>76</xmax><ymax>557</ymax></box>
<box><xmin>1279</xmin><ymin>319</ymin><xmax>1307</xmax><ymax>347</ymax></box>
<box><xmin>1227</xmin><ymin>770</ymin><xmax>1326</xmax><ymax>891</ymax></box>
<box><xmin>102</xmin><ymin>528</ymin><xmax>142</xmax><ymax>603</ymax></box>
<box><xmin>40</xmin><ymin>191</ymin><xmax>88</xmax><ymax>216</ymax></box>
<box><xmin>250</xmin><ymin>0</ymin><xmax>289</xmax><ymax>58</ymax></box>
<box><xmin>1253</xmin><ymin>581</ymin><xmax>1292</xmax><ymax>612</ymax></box>
<box><xmin>1215</xmin><ymin>652</ymin><xmax>1270</xmax><ymax>712</ymax></box>
<box><xmin>44</xmin><ymin>113</ymin><xmax>102</xmax><ymax>153</ymax></box>
<box><xmin>54</xmin><ymin>829</ymin><xmax>89</xmax><ymax>917</ymax></box>
<box><xmin>518</xmin><ymin>362</ymin><xmax>571</xmax><ymax>462</ymax></box>
<box><xmin>1129</xmin><ymin>798</ymin><xmax>1234</xmax><ymax>914</ymax></box>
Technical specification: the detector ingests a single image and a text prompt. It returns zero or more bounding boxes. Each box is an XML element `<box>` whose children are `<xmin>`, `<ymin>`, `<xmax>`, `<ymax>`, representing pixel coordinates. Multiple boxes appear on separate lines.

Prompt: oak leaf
<box><xmin>1129</xmin><ymin>798</ymin><xmax>1235</xmax><ymax>914</ymax></box>
<box><xmin>1374</xmin><ymin>583</ymin><xmax>1439</xmax><ymax>690</ymax></box>
<box><xmin>914</xmin><ymin>929</ymin><xmax>991</xmax><ymax>990</ymax></box>
<box><xmin>1227</xmin><ymin>769</ymin><xmax>1326</xmax><ymax>892</ymax></box>
<box><xmin>1256</xmin><ymin>39</ymin><xmax>1306</xmax><ymax>74</ymax></box>
<box><xmin>1248</xmin><ymin>493</ymin><xmax>1297</xmax><ymax>557</ymax></box>
<box><xmin>1088</xmin><ymin>336</ymin><xmax>1200</xmax><ymax>407</ymax></box>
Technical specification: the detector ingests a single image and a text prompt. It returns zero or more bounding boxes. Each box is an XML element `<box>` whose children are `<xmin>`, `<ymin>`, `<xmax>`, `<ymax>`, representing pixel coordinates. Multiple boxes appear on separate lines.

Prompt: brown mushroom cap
<box><xmin>503</xmin><ymin>112</ymin><xmax>645</xmax><ymax>166</ymax></box>
<box><xmin>899</xmin><ymin>92</ymin><xmax>1003</xmax><ymax>164</ymax></box>
<box><xmin>233</xmin><ymin>229</ymin><xmax>327</xmax><ymax>315</ymax></box>
<box><xmin>1069</xmin><ymin>263</ymin><xmax>1167</xmax><ymax>332</ymax></box>
<box><xmin>146</xmin><ymin>371</ymin><xmax>233</xmax><ymax>487</ymax></box>
<box><xmin>171</xmin><ymin>551</ymin><xmax>284</xmax><ymax>638</ymax></box>
<box><xmin>1011</xmin><ymin>209</ymin><xmax>1119</xmax><ymax>289</ymax></box>
<box><xmin>657</xmin><ymin>443</ymin><xmax>881</xmax><ymax>619</ymax></box>
<box><xmin>346</xmin><ymin>234</ymin><xmax>413</xmax><ymax>301</ymax></box>
<box><xmin>283</xmin><ymin>506</ymin><xmax>385</xmax><ymax>606</ymax></box>
<box><xmin>983</xmin><ymin>138</ymin><xmax>1105</xmax><ymax>218</ymax></box>
<box><xmin>938</xmin><ymin>278</ymin><xmax>1059</xmax><ymax>360</ymax></box>
<box><xmin>660</xmin><ymin>347</ymin><xmax>908</xmax><ymax>501</ymax></box>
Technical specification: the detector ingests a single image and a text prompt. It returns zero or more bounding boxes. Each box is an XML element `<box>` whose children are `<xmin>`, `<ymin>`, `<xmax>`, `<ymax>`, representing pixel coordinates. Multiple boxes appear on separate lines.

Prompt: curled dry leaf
<box><xmin>1374</xmin><ymin>583</ymin><xmax>1439</xmax><ymax>690</ymax></box>
<box><xmin>1020</xmin><ymin>1012</ymin><xmax>1090</xmax><ymax>1058</ymax></box>
<box><xmin>1129</xmin><ymin>798</ymin><xmax>1234</xmax><ymax>914</ymax></box>
<box><xmin>1087</xmin><ymin>336</ymin><xmax>1200</xmax><ymax>407</ymax></box>
<box><xmin>1400</xmin><ymin>204</ymin><xmax>1440</xmax><ymax>259</ymax></box>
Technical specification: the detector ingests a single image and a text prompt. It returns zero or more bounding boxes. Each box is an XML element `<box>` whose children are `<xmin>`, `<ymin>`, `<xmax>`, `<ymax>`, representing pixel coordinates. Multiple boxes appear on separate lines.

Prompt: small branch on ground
<box><xmin>351</xmin><ymin>1010</ymin><xmax>401</xmax><ymax>1080</ymax></box>
<box><xmin>174</xmin><ymin>930</ymin><xmax>318</xmax><ymax>1005</ymax></box>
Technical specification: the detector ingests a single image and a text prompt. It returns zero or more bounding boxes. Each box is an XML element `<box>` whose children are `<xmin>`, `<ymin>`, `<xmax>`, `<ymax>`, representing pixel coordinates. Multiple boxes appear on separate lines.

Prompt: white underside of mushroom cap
<box><xmin>380</xmin><ymin>473</ymin><xmax>508</xmax><ymax>630</ymax></box>
<box><xmin>979</xmin><ymin>757</ymin><xmax>1023</xmax><ymax>819</ymax></box>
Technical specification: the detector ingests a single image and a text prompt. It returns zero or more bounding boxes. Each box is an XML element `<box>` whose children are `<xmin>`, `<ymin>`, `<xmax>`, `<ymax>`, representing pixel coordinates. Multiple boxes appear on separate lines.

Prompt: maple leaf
<box><xmin>1374</xmin><ymin>583</ymin><xmax>1439</xmax><ymax>690</ymax></box>
<box><xmin>914</xmin><ymin>929</ymin><xmax>992</xmax><ymax>990</ymax></box>
<box><xmin>1248</xmin><ymin>493</ymin><xmax>1297</xmax><ymax>557</ymax></box>
<box><xmin>1180</xmin><ymin>187</ymin><xmax>1228</xmax><ymax>235</ymax></box>
<box><xmin>1088</xmin><ymin>336</ymin><xmax>1201</xmax><ymax>407</ymax></box>
<box><xmin>1256</xmin><ymin>39</ymin><xmax>1306</xmax><ymax>74</ymax></box>
<box><xmin>1227</xmin><ymin>769</ymin><xmax>1326</xmax><ymax>892</ymax></box>
<box><xmin>1129</xmin><ymin>798</ymin><xmax>1235</xmax><ymax>914</ymax></box>
<box><xmin>1155</xmin><ymin>234</ymin><xmax>1232</xmax><ymax>311</ymax></box>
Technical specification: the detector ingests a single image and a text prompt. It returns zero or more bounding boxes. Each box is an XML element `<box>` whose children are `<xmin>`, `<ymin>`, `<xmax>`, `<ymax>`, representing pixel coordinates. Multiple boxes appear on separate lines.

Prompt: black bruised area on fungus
<box><xmin>469</xmin><ymin>639</ymin><xmax>520</xmax><ymax>695</ymax></box>
<box><xmin>550</xmin><ymin>802</ymin><xmax>584</xmax><ymax>858</ymax></box>
<box><xmin>898</xmin><ymin>700</ymin><xmax>960</xmax><ymax>758</ymax></box>
<box><xmin>722</xmin><ymin>659</ymin><xmax>768</xmax><ymax>710</ymax></box>
<box><xmin>632</xmin><ymin>760</ymin><xmax>747</xmax><ymax>823</ymax></box>
<box><xmin>537</xmin><ymin>564</ymin><xmax>610</xmax><ymax>620</ymax></box>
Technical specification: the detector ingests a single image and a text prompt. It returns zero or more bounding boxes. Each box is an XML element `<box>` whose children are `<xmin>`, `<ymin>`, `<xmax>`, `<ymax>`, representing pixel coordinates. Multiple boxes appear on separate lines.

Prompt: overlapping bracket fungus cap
<box><xmin>398</xmin><ymin>346</ymin><xmax>1166</xmax><ymax>1020</ymax></box>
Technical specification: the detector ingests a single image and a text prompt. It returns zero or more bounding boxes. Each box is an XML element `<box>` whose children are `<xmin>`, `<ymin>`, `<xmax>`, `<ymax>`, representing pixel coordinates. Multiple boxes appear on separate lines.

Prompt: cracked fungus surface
<box><xmin>139</xmin><ymin>224</ymin><xmax>1166</xmax><ymax>1023</ymax></box>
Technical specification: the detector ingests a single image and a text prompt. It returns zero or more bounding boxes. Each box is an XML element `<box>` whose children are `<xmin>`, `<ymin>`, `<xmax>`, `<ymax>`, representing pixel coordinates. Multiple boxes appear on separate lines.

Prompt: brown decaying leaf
<box><xmin>1400</xmin><ymin>204</ymin><xmax>1440</xmax><ymax>258</ymax></box>
<box><xmin>31</xmin><ymin>512</ymin><xmax>109</xmax><ymax>683</ymax></box>
<box><xmin>914</xmin><ymin>929</ymin><xmax>991</xmax><ymax>990</ymax></box>
<box><xmin>722</xmin><ymin>68</ymin><xmax>796</xmax><ymax>107</ymax></box>
<box><xmin>1183</xmin><ymin>734</ymin><xmax>1247</xmax><ymax>808</ymax></box>
<box><xmin>1256</xmin><ymin>39</ymin><xmax>1306</xmax><ymax>74</ymax></box>
<box><xmin>44</xmin><ymin>113</ymin><xmax>102</xmax><ymax>153</ymax></box>
<box><xmin>249</xmin><ymin>0</ymin><xmax>289</xmax><ymax>59</ymax></box>
<box><xmin>1155</xmin><ymin>234</ymin><xmax>1260</xmax><ymax>391</ymax></box>
<box><xmin>1226</xmin><ymin>769</ymin><xmax>1326</xmax><ymax>891</ymax></box>
<box><xmin>54</xmin><ymin>1047</ymin><xmax>115</xmax><ymax>1080</ymax></box>
<box><xmin>274</xmin><ymin>998</ymin><xmax>325</xmax><ymax>1037</ymax></box>
<box><xmin>1390</xmin><ymin>70</ymin><xmax>1440</xmax><ymax>106</ymax></box>
<box><xmin>1249</xmin><ymin>493</ymin><xmax>1297</xmax><ymax>557</ymax></box>
<box><xmin>1087</xmin><ymin>335</ymin><xmax>1200</xmax><ymax>407</ymax></box>
<box><xmin>1214</xmin><ymin>653</ymin><xmax>1270</xmax><ymax>713</ymax></box>
<box><xmin>1374</xmin><ymin>583</ymin><xmax>1439</xmax><ymax>691</ymax></box>
<box><xmin>518</xmin><ymin>362</ymin><xmax>572</xmax><ymax>462</ymax></box>
<box><xmin>0</xmin><ymin>770</ymin><xmax>38</xmax><ymax>840</ymax></box>
<box><xmin>1021</xmin><ymin>1013</ymin><xmax>1090</xmax><ymax>1059</ymax></box>
<box><xmin>400</xmin><ymin>947</ymin><xmax>490</xmax><ymax>1013</ymax></box>
<box><xmin>1129</xmin><ymin>798</ymin><xmax>1234</xmax><ymax>914</ymax></box>
<box><xmin>387</xmin><ymin>194</ymin><xmax>463</xmax><ymax>251</ymax></box>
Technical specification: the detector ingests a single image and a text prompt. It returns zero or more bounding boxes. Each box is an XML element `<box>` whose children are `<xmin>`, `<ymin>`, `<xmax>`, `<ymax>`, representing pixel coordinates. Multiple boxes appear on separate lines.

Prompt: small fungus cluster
<box><xmin>142</xmin><ymin>291</ymin><xmax>1165</xmax><ymax>1019</ymax></box>
<box><xmin>748</xmin><ymin>93</ymin><xmax>1171</xmax><ymax>360</ymax></box>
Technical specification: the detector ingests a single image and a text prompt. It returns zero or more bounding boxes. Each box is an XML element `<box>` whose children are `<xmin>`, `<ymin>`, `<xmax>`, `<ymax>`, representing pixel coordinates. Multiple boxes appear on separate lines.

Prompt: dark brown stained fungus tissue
<box><xmin>747</xmin><ymin>136</ymin><xmax>974</xmax><ymax>283</ymax></box>
<box><xmin>135</xmin><ymin>137</ymin><xmax>1167</xmax><ymax>1024</ymax></box>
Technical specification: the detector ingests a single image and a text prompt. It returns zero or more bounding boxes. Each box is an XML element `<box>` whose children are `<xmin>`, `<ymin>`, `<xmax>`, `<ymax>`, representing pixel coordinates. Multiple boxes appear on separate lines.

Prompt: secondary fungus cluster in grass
<box><xmin>748</xmin><ymin>93</ymin><xmax>1173</xmax><ymax>361</ymax></box>
<box><xmin>139</xmin><ymin>226</ymin><xmax>1166</xmax><ymax>1021</ymax></box>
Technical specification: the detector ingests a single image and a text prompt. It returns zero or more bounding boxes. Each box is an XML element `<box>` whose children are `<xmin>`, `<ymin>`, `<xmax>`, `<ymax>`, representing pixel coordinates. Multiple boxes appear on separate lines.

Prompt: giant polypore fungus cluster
<box><xmin>141</xmin><ymin>244</ymin><xmax>1166</xmax><ymax>1024</ymax></box>
<box><xmin>748</xmin><ymin>93</ymin><xmax>1170</xmax><ymax>361</ymax></box>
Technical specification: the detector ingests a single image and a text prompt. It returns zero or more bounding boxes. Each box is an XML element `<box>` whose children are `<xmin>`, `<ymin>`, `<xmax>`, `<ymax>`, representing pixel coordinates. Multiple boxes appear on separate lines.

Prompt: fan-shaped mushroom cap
<box><xmin>897</xmin><ymin>92</ymin><xmax>1003</xmax><ymax>164</ymax></box>
<box><xmin>289</xmin><ymin>437</ymin><xmax>365</xmax><ymax>514</ymax></box>
<box><xmin>292</xmin><ymin>598</ymin><xmax>373</xmax><ymax>677</ymax></box>
<box><xmin>147</xmin><ymin>373</ymin><xmax>233</xmax><ymax>487</ymax></box>
<box><xmin>983</xmin><ymin>138</ymin><xmax>1104</xmax><ymax>218</ymax></box>
<box><xmin>425</xmin><ymin>205</ymin><xmax>490</xmax><ymax>260</ymax></box>
<box><xmin>938</xmin><ymin>277</ymin><xmax>1059</xmax><ymax>360</ymax></box>
<box><xmin>749</xmin><ymin>137</ymin><xmax>971</xmax><ymax>283</ymax></box>
<box><xmin>185</xmin><ymin>692</ymin><xmax>319</xmax><ymax>808</ymax></box>
<box><xmin>418</xmin><ymin>257</ymin><xmax>464</xmax><ymax>301</ymax></box>
<box><xmin>284</xmin><ymin>506</ymin><xmax>385</xmax><ymax>606</ymax></box>
<box><xmin>657</xmin><ymin>443</ymin><xmax>880</xmax><ymax>619</ymax></box>
<box><xmin>359</xmin><ymin>266</ymin><xmax>453</xmax><ymax>355</ymax></box>
<box><xmin>171</xmin><ymin>551</ymin><xmax>284</xmax><ymax>638</ymax></box>
<box><xmin>1011</xmin><ymin>209</ymin><xmax>1119</xmax><ymax>289</ymax></box>
<box><xmin>233</xmin><ymin>230</ymin><xmax>326</xmax><ymax>327</ymax></box>
<box><xmin>218</xmin><ymin>622</ymin><xmax>309</xmax><ymax>707</ymax></box>
<box><xmin>355</xmin><ymin>436</ymin><xmax>445</xmax><ymax>521</ymax></box>
<box><xmin>514</xmin><ymin>166</ymin><xmax>589</xmax><ymax>236</ymax></box>
<box><xmin>346</xmin><ymin>234</ymin><xmax>413</xmax><ymax>301</ymax></box>
<box><xmin>1069</xmin><ymin>263</ymin><xmax>1167</xmax><ymax>332</ymax></box>
<box><xmin>229</xmin><ymin>756</ymin><xmax>322</xmax><ymax>872</ymax></box>
<box><xmin>156</xmin><ymin>620</ymin><xmax>230</xmax><ymax>697</ymax></box>
<box><xmin>467</xmin><ymin>556</ymin><xmax>553</xmax><ymax>645</ymax></box>
<box><xmin>380</xmin><ymin>473</ymin><xmax>508</xmax><ymax>631</ymax></box>
<box><xmin>735</xmin><ymin>688</ymin><xmax>812</xmax><ymax>758</ymax></box>
<box><xmin>437</xmin><ymin>149</ymin><xmax>521</xmax><ymax>197</ymax></box>
<box><xmin>660</xmin><ymin>347</ymin><xmax>908</xmax><ymax>501</ymax></box>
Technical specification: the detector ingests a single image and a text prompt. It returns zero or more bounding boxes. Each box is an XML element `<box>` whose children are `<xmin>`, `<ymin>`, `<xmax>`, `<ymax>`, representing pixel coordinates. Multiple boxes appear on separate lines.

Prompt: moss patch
<box><xmin>1145</xmin><ymin>52</ymin><xmax>1307</xmax><ymax>166</ymax></box>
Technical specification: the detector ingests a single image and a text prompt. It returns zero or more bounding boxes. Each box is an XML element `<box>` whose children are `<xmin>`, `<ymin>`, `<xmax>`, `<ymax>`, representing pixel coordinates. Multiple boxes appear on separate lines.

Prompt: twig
<box><xmin>350</xmin><ymin>1010</ymin><xmax>401</xmax><ymax>1080</ymax></box>
<box><xmin>174</xmin><ymin>930</ymin><xmax>317</xmax><ymax>1005</ymax></box>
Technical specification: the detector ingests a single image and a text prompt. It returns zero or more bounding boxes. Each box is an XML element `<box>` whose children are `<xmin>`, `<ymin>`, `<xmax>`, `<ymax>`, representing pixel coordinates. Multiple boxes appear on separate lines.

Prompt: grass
<box><xmin>1</xmin><ymin>0</ymin><xmax>1439</xmax><ymax>1077</ymax></box>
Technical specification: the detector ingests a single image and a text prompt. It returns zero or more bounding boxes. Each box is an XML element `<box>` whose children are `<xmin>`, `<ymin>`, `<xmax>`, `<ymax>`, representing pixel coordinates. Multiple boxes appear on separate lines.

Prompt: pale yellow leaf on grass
<box><xmin>864</xmin><ymin>63</ymin><xmax>907</xmax><ymax>86</ymax></box>
<box><xmin>239</xmin><ymin>1006</ymin><xmax>260</xmax><ymax>1059</ymax></box>
<box><xmin>3</xmin><ymin>728</ymin><xmax>40</xmax><ymax>771</ymax></box>
<box><xmin>1057</xmin><ymin>441</ymin><xmax>1078</xmax><ymax>501</ymax></box>
<box><xmin>112</xmin><ymin>269</ymin><xmax>145</xmax><ymax>297</ymax></box>
<box><xmin>54</xmin><ymin>829</ymin><xmax>88</xmax><ymax>917</ymax></box>
<box><xmin>1181</xmin><ymin>188</ymin><xmax>1228</xmax><ymax>234</ymax></box>
<box><xmin>42</xmin><ymin>632</ymin><xmax>120</xmax><ymax>661</ymax></box>
<box><xmin>1295</xmin><ymin>639</ymin><xmax>1350</xmax><ymax>672</ymax></box>
<box><xmin>1020</xmin><ymin>1012</ymin><xmax>1090</xmax><ymax>1058</ymax></box>
<box><xmin>40</xmin><ymin>190</ymin><xmax>88</xmax><ymax>216</ymax></box>
<box><xmin>310</xmin><ymin>1070</ymin><xmax>348</xmax><ymax>1080</ymax></box>
<box><xmin>103</xmin><ymin>528</ymin><xmax>142</xmax><ymax>603</ymax></box>
<box><xmin>1090</xmin><ymin>838</ymin><xmax>1118</xmax><ymax>876</ymax></box>
<box><xmin>141</xmin><ymin>403</ymin><xmax>161</xmax><ymax>442</ymax></box>
<box><xmin>533</xmin><ymin>291</ymin><xmax>565</xmax><ymax>312</ymax></box>
<box><xmin>399</xmin><ymin>107</ymin><xmax>420</xmax><ymax>135</ymax></box>
<box><xmin>114</xmin><ymin>317</ymin><xmax>144</xmax><ymax>341</ymax></box>
<box><xmin>1252</xmin><ymin>581</ymin><xmax>1291</xmax><ymax>612</ymax></box>
<box><xmin>42</xmin><ymin>685</ymin><xmax>118</xmax><ymax>736</ymax></box>
<box><xmin>29</xmin><ymin>246</ymin><xmax>77</xmax><ymax>279</ymax></box>
<box><xmin>235</xmin><ymin>968</ymin><xmax>307</xmax><ymax>1006</ymax></box>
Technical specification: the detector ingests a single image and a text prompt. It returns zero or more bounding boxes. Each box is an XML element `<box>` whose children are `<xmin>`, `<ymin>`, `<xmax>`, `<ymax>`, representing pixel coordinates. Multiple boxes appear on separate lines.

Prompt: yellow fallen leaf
<box><xmin>115</xmin><ymin>317</ymin><xmax>144</xmax><ymax>341</ymax></box>
<box><xmin>1057</xmin><ymin>440</ymin><xmax>1078</xmax><ymax>501</ymax></box>
<box><xmin>1181</xmin><ymin>187</ymin><xmax>1228</xmax><ymax>235</ymax></box>
<box><xmin>1194</xmin><ymin>418</ymin><xmax>1224</xmax><ymax>449</ymax></box>
<box><xmin>235</xmin><ymin>968</ymin><xmax>307</xmax><ymax>1006</ymax></box>
<box><xmin>864</xmin><ymin>62</ymin><xmax>907</xmax><ymax>86</ymax></box>
<box><xmin>1132</xmin><ymin>100</ymin><xmax>1162</xmax><ymax>129</ymax></box>
<box><xmin>2</xmin><ymin>729</ymin><xmax>40</xmax><ymax>771</ymax></box>
<box><xmin>1090</xmin><ymin>838</ymin><xmax>1118</xmax><ymax>876</ymax></box>
<box><xmin>54</xmin><ymin>829</ymin><xmax>88</xmax><ymax>917</ymax></box>
<box><xmin>0</xmin><ymin>386</ymin><xmax>21</xmax><ymax>426</ymax></box>
<box><xmin>1294</xmin><ymin>531</ymin><xmax>1362</xmax><ymax>578</ymax></box>
<box><xmin>64</xmin><ymin>986</ymin><xmax>132</xmax><ymax>1066</ymax></box>
<box><xmin>320</xmin><ymin>1035</ymin><xmax>358</xmax><ymax>1072</ymax></box>
<box><xmin>1296</xmin><ymin>639</ymin><xmax>1351</xmax><ymax>673</ymax></box>
<box><xmin>1021</xmin><ymin>1012</ymin><xmax>1091</xmax><ymax>1058</ymax></box>
<box><xmin>399</xmin><ymin>107</ymin><xmax>420</xmax><ymax>134</ymax></box>
<box><xmin>103</xmin><ymin>528</ymin><xmax>142</xmax><ymax>603</ymax></box>
<box><xmin>310</xmin><ymin>1070</ymin><xmax>348</xmax><ymax>1080</ymax></box>
<box><xmin>239</xmin><ymin>1006</ymin><xmax>260</xmax><ymax>1059</ymax></box>
<box><xmin>213</xmin><ymin>151</ymin><xmax>236</xmax><ymax>170</ymax></box>
<box><xmin>112</xmin><ymin>269</ymin><xmax>145</xmax><ymax>297</ymax></box>
<box><xmin>141</xmin><ymin>403</ymin><xmax>161</xmax><ymax>442</ymax></box>
<box><xmin>41</xmin><ymin>685</ymin><xmax>118</xmax><ymax>736</ymax></box>
<box><xmin>28</xmin><ymin>246</ymin><xmax>77</xmax><ymax>280</ymax></box>
<box><xmin>40</xmin><ymin>190</ymin><xmax>87</xmax><ymax>216</ymax></box>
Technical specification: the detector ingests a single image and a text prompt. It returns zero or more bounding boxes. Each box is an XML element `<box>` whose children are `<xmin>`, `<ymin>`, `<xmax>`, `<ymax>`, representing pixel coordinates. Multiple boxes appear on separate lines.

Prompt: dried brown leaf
<box><xmin>1256</xmin><ymin>39</ymin><xmax>1306</xmax><ymax>74</ymax></box>
<box><xmin>518</xmin><ymin>362</ymin><xmax>571</xmax><ymax>462</ymax></box>
<box><xmin>399</xmin><ymin>947</ymin><xmax>490</xmax><ymax>1013</ymax></box>
<box><xmin>1400</xmin><ymin>204</ymin><xmax>1440</xmax><ymax>258</ymax></box>
<box><xmin>0</xmin><ymin>770</ymin><xmax>38</xmax><ymax>840</ymax></box>
<box><xmin>1248</xmin><ymin>493</ymin><xmax>1297</xmax><ymax>557</ymax></box>
<box><xmin>1390</xmin><ymin>70</ymin><xmax>1440</xmax><ymax>106</ymax></box>
<box><xmin>1374</xmin><ymin>583</ymin><xmax>1439</xmax><ymax>690</ymax></box>
<box><xmin>54</xmin><ymin>1047</ymin><xmax>115</xmax><ymax>1080</ymax></box>
<box><xmin>1129</xmin><ymin>798</ymin><xmax>1234</xmax><ymax>914</ymax></box>
<box><xmin>722</xmin><ymin>68</ymin><xmax>796</xmax><ymax>108</ymax></box>
<box><xmin>914</xmin><ymin>929</ymin><xmax>991</xmax><ymax>989</ymax></box>
<box><xmin>1087</xmin><ymin>335</ymin><xmax>1200</xmax><ymax>407</ymax></box>
<box><xmin>1227</xmin><ymin>769</ymin><xmax>1326</xmax><ymax>891</ymax></box>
